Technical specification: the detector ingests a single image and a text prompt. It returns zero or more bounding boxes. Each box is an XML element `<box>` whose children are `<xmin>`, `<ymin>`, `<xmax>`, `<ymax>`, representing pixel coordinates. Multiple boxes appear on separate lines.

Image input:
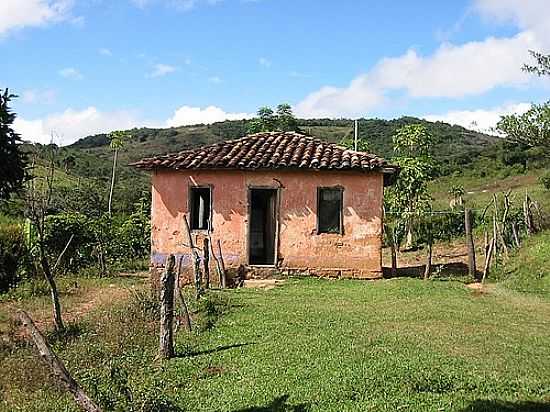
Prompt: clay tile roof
<box><xmin>131</xmin><ymin>131</ymin><xmax>399</xmax><ymax>183</ymax></box>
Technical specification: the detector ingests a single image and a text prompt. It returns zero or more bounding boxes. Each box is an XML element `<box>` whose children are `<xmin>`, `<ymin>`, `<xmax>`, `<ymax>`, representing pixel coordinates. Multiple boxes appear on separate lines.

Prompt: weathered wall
<box><xmin>150</xmin><ymin>169</ymin><xmax>384</xmax><ymax>280</ymax></box>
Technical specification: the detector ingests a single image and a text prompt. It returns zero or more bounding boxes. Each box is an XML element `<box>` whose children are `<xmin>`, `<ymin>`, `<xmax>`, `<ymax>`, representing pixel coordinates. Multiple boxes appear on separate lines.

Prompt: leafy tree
<box><xmin>0</xmin><ymin>89</ymin><xmax>27</xmax><ymax>200</ymax></box>
<box><xmin>276</xmin><ymin>103</ymin><xmax>299</xmax><ymax>132</ymax></box>
<box><xmin>108</xmin><ymin>130</ymin><xmax>131</xmax><ymax>216</ymax></box>
<box><xmin>497</xmin><ymin>103</ymin><xmax>550</xmax><ymax>148</ymax></box>
<box><xmin>247</xmin><ymin>104</ymin><xmax>300</xmax><ymax>133</ymax></box>
<box><xmin>497</xmin><ymin>50</ymin><xmax>550</xmax><ymax>148</ymax></box>
<box><xmin>386</xmin><ymin>124</ymin><xmax>435</xmax><ymax>249</ymax></box>
<box><xmin>523</xmin><ymin>50</ymin><xmax>550</xmax><ymax>76</ymax></box>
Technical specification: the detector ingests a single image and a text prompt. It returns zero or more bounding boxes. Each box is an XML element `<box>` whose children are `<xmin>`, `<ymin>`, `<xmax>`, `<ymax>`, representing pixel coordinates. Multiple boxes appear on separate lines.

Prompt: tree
<box><xmin>497</xmin><ymin>50</ymin><xmax>550</xmax><ymax>148</ymax></box>
<box><xmin>523</xmin><ymin>50</ymin><xmax>550</xmax><ymax>77</ymax></box>
<box><xmin>276</xmin><ymin>103</ymin><xmax>299</xmax><ymax>132</ymax></box>
<box><xmin>0</xmin><ymin>89</ymin><xmax>27</xmax><ymax>200</ymax></box>
<box><xmin>387</xmin><ymin>124</ymin><xmax>435</xmax><ymax>249</ymax></box>
<box><xmin>247</xmin><ymin>104</ymin><xmax>300</xmax><ymax>133</ymax></box>
<box><xmin>108</xmin><ymin>130</ymin><xmax>130</xmax><ymax>216</ymax></box>
<box><xmin>497</xmin><ymin>103</ymin><xmax>550</xmax><ymax>148</ymax></box>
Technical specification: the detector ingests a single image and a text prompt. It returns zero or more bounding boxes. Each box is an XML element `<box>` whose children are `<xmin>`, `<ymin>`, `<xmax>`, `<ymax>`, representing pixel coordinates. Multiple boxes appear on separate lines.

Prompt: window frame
<box><xmin>316</xmin><ymin>186</ymin><xmax>344</xmax><ymax>235</ymax></box>
<box><xmin>188</xmin><ymin>185</ymin><xmax>213</xmax><ymax>232</ymax></box>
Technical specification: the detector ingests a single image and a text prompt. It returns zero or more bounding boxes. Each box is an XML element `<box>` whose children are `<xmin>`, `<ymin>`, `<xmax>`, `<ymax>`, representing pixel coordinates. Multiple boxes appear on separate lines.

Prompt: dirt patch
<box><xmin>243</xmin><ymin>279</ymin><xmax>285</xmax><ymax>290</ymax></box>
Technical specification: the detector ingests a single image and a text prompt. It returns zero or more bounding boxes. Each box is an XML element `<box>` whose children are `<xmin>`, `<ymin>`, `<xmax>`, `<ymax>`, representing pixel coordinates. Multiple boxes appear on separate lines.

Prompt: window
<box><xmin>317</xmin><ymin>187</ymin><xmax>343</xmax><ymax>234</ymax></box>
<box><xmin>189</xmin><ymin>187</ymin><xmax>211</xmax><ymax>230</ymax></box>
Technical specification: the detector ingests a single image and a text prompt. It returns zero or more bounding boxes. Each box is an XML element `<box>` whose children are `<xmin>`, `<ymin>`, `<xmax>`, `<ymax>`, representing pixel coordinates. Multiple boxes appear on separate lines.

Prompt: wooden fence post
<box><xmin>159</xmin><ymin>254</ymin><xmax>176</xmax><ymax>359</ymax></box>
<box><xmin>175</xmin><ymin>256</ymin><xmax>192</xmax><ymax>333</ymax></box>
<box><xmin>217</xmin><ymin>240</ymin><xmax>227</xmax><ymax>289</ymax></box>
<box><xmin>465</xmin><ymin>208</ymin><xmax>477</xmax><ymax>281</ymax></box>
<box><xmin>17</xmin><ymin>310</ymin><xmax>102</xmax><ymax>412</ymax></box>
<box><xmin>203</xmin><ymin>238</ymin><xmax>210</xmax><ymax>290</ymax></box>
<box><xmin>182</xmin><ymin>215</ymin><xmax>203</xmax><ymax>299</ymax></box>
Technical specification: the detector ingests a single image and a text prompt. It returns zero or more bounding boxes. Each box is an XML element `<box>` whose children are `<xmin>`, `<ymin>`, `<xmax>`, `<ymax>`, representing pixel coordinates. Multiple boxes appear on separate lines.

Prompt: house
<box><xmin>132</xmin><ymin>131</ymin><xmax>399</xmax><ymax>282</ymax></box>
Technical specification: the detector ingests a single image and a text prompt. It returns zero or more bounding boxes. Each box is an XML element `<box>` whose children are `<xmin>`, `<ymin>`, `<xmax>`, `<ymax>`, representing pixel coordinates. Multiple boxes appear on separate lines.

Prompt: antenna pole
<box><xmin>354</xmin><ymin>119</ymin><xmax>358</xmax><ymax>151</ymax></box>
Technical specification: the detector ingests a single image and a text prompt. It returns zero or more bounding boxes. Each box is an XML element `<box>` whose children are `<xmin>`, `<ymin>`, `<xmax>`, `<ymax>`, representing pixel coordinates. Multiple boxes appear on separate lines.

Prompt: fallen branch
<box><xmin>17</xmin><ymin>310</ymin><xmax>102</xmax><ymax>412</ymax></box>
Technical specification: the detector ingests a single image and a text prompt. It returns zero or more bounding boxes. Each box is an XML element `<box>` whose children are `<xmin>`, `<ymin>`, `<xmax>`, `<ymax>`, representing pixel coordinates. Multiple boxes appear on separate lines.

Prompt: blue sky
<box><xmin>1</xmin><ymin>0</ymin><xmax>548</xmax><ymax>145</ymax></box>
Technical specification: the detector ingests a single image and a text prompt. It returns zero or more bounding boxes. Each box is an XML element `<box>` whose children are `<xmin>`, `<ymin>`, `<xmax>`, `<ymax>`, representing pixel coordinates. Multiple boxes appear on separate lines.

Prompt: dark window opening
<box><xmin>317</xmin><ymin>187</ymin><xmax>343</xmax><ymax>234</ymax></box>
<box><xmin>190</xmin><ymin>187</ymin><xmax>211</xmax><ymax>230</ymax></box>
<box><xmin>249</xmin><ymin>189</ymin><xmax>277</xmax><ymax>265</ymax></box>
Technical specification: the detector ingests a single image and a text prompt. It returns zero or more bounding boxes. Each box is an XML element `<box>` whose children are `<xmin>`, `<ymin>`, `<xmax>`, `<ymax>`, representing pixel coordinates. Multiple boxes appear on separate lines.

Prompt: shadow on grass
<box><xmin>176</xmin><ymin>342</ymin><xmax>255</xmax><ymax>358</ymax></box>
<box><xmin>383</xmin><ymin>262</ymin><xmax>472</xmax><ymax>280</ymax></box>
<box><xmin>233</xmin><ymin>395</ymin><xmax>310</xmax><ymax>412</ymax></box>
<box><xmin>460</xmin><ymin>400</ymin><xmax>550</xmax><ymax>412</ymax></box>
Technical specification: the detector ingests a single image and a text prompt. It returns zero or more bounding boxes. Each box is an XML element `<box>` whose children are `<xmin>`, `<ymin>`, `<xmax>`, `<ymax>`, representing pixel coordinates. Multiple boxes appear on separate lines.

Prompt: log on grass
<box><xmin>17</xmin><ymin>310</ymin><xmax>102</xmax><ymax>412</ymax></box>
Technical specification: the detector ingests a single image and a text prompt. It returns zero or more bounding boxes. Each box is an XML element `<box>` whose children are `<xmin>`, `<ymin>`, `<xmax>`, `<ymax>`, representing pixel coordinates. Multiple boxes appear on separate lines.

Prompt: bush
<box><xmin>0</xmin><ymin>223</ymin><xmax>28</xmax><ymax>292</ymax></box>
<box><xmin>539</xmin><ymin>171</ymin><xmax>550</xmax><ymax>191</ymax></box>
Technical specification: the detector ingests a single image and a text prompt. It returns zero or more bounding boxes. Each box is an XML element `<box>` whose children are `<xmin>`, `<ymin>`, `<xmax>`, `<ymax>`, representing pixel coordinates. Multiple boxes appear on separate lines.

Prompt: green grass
<box><xmin>497</xmin><ymin>231</ymin><xmax>550</xmax><ymax>296</ymax></box>
<box><xmin>1</xmin><ymin>273</ymin><xmax>549</xmax><ymax>411</ymax></box>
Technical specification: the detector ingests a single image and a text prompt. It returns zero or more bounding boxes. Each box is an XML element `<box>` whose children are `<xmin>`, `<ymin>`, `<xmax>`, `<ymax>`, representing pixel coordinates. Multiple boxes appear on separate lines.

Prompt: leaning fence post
<box><xmin>465</xmin><ymin>207</ymin><xmax>477</xmax><ymax>281</ymax></box>
<box><xmin>159</xmin><ymin>254</ymin><xmax>176</xmax><ymax>359</ymax></box>
<box><xmin>203</xmin><ymin>238</ymin><xmax>210</xmax><ymax>290</ymax></box>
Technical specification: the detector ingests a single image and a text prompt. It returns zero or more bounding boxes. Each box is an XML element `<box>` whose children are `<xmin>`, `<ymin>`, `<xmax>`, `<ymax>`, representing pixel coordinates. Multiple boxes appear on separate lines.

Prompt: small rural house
<box><xmin>133</xmin><ymin>131</ymin><xmax>398</xmax><ymax>281</ymax></box>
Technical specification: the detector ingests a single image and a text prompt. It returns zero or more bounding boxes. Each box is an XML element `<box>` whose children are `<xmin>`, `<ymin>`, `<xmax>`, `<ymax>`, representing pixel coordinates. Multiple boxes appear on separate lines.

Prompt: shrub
<box><xmin>0</xmin><ymin>223</ymin><xmax>27</xmax><ymax>292</ymax></box>
<box><xmin>539</xmin><ymin>171</ymin><xmax>550</xmax><ymax>191</ymax></box>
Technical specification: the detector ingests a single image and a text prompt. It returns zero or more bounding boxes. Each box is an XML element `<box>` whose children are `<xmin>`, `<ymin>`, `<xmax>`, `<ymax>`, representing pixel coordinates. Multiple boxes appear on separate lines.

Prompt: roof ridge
<box><xmin>131</xmin><ymin>131</ymin><xmax>399</xmax><ymax>177</ymax></box>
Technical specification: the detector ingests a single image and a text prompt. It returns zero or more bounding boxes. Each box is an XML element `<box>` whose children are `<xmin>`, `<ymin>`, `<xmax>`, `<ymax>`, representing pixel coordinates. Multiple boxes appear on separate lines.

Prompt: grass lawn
<box><xmin>2</xmin><ymin>269</ymin><xmax>549</xmax><ymax>411</ymax></box>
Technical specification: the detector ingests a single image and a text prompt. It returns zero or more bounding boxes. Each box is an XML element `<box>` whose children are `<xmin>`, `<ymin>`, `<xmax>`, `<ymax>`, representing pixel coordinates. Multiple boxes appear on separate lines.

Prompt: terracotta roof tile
<box><xmin>131</xmin><ymin>131</ymin><xmax>399</xmax><ymax>177</ymax></box>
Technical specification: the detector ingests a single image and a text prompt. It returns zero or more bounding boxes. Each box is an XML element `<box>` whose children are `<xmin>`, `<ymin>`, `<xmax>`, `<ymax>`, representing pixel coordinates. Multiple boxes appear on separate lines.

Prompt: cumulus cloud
<box><xmin>13</xmin><ymin>107</ymin><xmax>147</xmax><ymax>146</ymax></box>
<box><xmin>295</xmin><ymin>0</ymin><xmax>549</xmax><ymax>118</ymax></box>
<box><xmin>423</xmin><ymin>102</ymin><xmax>532</xmax><ymax>134</ymax></box>
<box><xmin>131</xmin><ymin>0</ymin><xmax>222</xmax><ymax>12</ymax></box>
<box><xmin>0</xmin><ymin>0</ymin><xmax>74</xmax><ymax>36</ymax></box>
<box><xmin>14</xmin><ymin>105</ymin><xmax>252</xmax><ymax>145</ymax></box>
<box><xmin>59</xmin><ymin>67</ymin><xmax>83</xmax><ymax>80</ymax></box>
<box><xmin>21</xmin><ymin>89</ymin><xmax>57</xmax><ymax>105</ymax></box>
<box><xmin>259</xmin><ymin>57</ymin><xmax>272</xmax><ymax>68</ymax></box>
<box><xmin>148</xmin><ymin>64</ymin><xmax>177</xmax><ymax>78</ymax></box>
<box><xmin>166</xmin><ymin>105</ymin><xmax>252</xmax><ymax>127</ymax></box>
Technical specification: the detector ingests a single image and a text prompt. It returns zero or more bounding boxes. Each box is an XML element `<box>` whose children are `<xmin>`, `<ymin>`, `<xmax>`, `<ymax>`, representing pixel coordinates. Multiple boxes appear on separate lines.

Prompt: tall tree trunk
<box><xmin>17</xmin><ymin>311</ymin><xmax>102</xmax><ymax>412</ymax></box>
<box><xmin>108</xmin><ymin>148</ymin><xmax>118</xmax><ymax>217</ymax></box>
<box><xmin>159</xmin><ymin>255</ymin><xmax>176</xmax><ymax>360</ymax></box>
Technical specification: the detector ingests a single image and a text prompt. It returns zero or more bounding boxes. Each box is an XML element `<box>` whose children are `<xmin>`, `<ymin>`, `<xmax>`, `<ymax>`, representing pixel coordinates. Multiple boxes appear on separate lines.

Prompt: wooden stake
<box><xmin>175</xmin><ymin>256</ymin><xmax>192</xmax><ymax>333</ymax></box>
<box><xmin>203</xmin><ymin>238</ymin><xmax>210</xmax><ymax>290</ymax></box>
<box><xmin>159</xmin><ymin>255</ymin><xmax>176</xmax><ymax>359</ymax></box>
<box><xmin>207</xmin><ymin>233</ymin><xmax>225</xmax><ymax>289</ymax></box>
<box><xmin>182</xmin><ymin>215</ymin><xmax>202</xmax><ymax>299</ymax></box>
<box><xmin>482</xmin><ymin>237</ymin><xmax>495</xmax><ymax>283</ymax></box>
<box><xmin>465</xmin><ymin>208</ymin><xmax>477</xmax><ymax>280</ymax></box>
<box><xmin>217</xmin><ymin>240</ymin><xmax>227</xmax><ymax>289</ymax></box>
<box><xmin>423</xmin><ymin>241</ymin><xmax>432</xmax><ymax>280</ymax></box>
<box><xmin>17</xmin><ymin>310</ymin><xmax>102</xmax><ymax>412</ymax></box>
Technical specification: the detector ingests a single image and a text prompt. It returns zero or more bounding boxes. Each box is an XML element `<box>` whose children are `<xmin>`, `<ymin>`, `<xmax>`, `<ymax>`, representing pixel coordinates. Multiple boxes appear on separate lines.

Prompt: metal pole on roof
<box><xmin>354</xmin><ymin>119</ymin><xmax>358</xmax><ymax>151</ymax></box>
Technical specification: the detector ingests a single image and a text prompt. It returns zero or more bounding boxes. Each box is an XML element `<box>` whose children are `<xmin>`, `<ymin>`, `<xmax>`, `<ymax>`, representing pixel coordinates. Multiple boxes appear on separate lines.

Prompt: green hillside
<box><xmin>18</xmin><ymin>117</ymin><xmax>547</xmax><ymax>217</ymax></box>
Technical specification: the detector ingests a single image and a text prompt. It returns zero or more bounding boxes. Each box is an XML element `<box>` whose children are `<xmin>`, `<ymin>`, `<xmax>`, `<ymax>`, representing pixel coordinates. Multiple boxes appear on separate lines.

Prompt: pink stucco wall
<box><xmin>150</xmin><ymin>169</ymin><xmax>384</xmax><ymax>279</ymax></box>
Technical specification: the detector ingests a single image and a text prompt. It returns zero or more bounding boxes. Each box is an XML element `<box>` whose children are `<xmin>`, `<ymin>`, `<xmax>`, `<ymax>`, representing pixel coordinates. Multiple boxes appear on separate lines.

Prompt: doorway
<box><xmin>248</xmin><ymin>188</ymin><xmax>278</xmax><ymax>265</ymax></box>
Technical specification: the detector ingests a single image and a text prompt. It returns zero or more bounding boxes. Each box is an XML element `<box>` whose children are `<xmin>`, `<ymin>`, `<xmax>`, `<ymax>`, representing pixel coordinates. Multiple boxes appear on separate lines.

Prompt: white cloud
<box><xmin>21</xmin><ymin>89</ymin><xmax>57</xmax><ymax>104</ymax></box>
<box><xmin>148</xmin><ymin>64</ymin><xmax>177</xmax><ymax>78</ymax></box>
<box><xmin>14</xmin><ymin>104</ymin><xmax>252</xmax><ymax>145</ymax></box>
<box><xmin>59</xmin><ymin>67</ymin><xmax>83</xmax><ymax>80</ymax></box>
<box><xmin>208</xmin><ymin>76</ymin><xmax>222</xmax><ymax>84</ymax></box>
<box><xmin>131</xmin><ymin>0</ymin><xmax>222</xmax><ymax>11</ymax></box>
<box><xmin>0</xmin><ymin>0</ymin><xmax>75</xmax><ymax>36</ymax></box>
<box><xmin>14</xmin><ymin>107</ymin><xmax>147</xmax><ymax>146</ymax></box>
<box><xmin>99</xmin><ymin>48</ymin><xmax>112</xmax><ymax>56</ymax></box>
<box><xmin>423</xmin><ymin>102</ymin><xmax>532</xmax><ymax>134</ymax></box>
<box><xmin>295</xmin><ymin>0</ymin><xmax>549</xmax><ymax>118</ymax></box>
<box><xmin>166</xmin><ymin>105</ymin><xmax>252</xmax><ymax>127</ymax></box>
<box><xmin>259</xmin><ymin>57</ymin><xmax>272</xmax><ymax>68</ymax></box>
